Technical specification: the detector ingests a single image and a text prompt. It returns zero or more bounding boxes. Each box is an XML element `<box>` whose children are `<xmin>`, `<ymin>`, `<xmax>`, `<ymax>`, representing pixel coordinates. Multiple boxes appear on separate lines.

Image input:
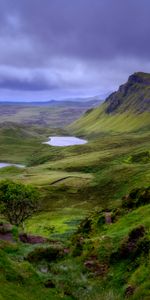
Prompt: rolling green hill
<box><xmin>0</xmin><ymin>72</ymin><xmax>150</xmax><ymax>300</ymax></box>
<box><xmin>69</xmin><ymin>72</ymin><xmax>150</xmax><ymax>136</ymax></box>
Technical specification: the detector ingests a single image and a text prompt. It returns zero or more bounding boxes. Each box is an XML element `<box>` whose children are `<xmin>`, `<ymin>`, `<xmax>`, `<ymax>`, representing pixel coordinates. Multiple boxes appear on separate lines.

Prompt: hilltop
<box><xmin>105</xmin><ymin>72</ymin><xmax>150</xmax><ymax>114</ymax></box>
<box><xmin>69</xmin><ymin>72</ymin><xmax>150</xmax><ymax>135</ymax></box>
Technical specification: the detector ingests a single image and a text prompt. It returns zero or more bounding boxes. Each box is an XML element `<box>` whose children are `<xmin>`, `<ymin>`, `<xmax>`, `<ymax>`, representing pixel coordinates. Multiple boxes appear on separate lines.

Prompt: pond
<box><xmin>43</xmin><ymin>136</ymin><xmax>87</xmax><ymax>147</ymax></box>
<box><xmin>0</xmin><ymin>163</ymin><xmax>25</xmax><ymax>169</ymax></box>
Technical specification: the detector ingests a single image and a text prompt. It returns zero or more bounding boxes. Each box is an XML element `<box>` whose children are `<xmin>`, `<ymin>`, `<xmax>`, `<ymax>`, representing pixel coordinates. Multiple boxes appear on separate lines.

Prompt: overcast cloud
<box><xmin>0</xmin><ymin>0</ymin><xmax>150</xmax><ymax>101</ymax></box>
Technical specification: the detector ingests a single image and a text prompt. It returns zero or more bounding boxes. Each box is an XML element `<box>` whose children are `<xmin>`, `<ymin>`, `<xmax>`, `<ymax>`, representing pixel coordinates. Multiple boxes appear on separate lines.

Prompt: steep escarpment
<box><xmin>69</xmin><ymin>72</ymin><xmax>150</xmax><ymax>135</ymax></box>
<box><xmin>105</xmin><ymin>72</ymin><xmax>150</xmax><ymax>114</ymax></box>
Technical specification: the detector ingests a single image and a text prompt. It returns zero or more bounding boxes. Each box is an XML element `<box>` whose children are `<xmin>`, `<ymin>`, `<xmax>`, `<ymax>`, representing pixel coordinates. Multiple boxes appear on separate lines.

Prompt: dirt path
<box><xmin>50</xmin><ymin>176</ymin><xmax>85</xmax><ymax>185</ymax></box>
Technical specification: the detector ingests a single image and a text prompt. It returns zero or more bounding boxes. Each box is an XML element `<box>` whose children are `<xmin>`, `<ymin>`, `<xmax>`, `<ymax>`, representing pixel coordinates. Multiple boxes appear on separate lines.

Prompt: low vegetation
<box><xmin>0</xmin><ymin>72</ymin><xmax>150</xmax><ymax>299</ymax></box>
<box><xmin>0</xmin><ymin>180</ymin><xmax>39</xmax><ymax>226</ymax></box>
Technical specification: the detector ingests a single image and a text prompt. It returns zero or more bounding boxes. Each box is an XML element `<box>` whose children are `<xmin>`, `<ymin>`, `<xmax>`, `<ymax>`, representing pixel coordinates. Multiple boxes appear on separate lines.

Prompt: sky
<box><xmin>0</xmin><ymin>0</ymin><xmax>150</xmax><ymax>101</ymax></box>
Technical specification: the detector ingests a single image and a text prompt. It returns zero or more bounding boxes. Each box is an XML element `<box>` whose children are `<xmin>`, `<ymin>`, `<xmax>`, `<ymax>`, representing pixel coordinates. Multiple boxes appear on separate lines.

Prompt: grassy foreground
<box><xmin>0</xmin><ymin>190</ymin><xmax>149</xmax><ymax>299</ymax></box>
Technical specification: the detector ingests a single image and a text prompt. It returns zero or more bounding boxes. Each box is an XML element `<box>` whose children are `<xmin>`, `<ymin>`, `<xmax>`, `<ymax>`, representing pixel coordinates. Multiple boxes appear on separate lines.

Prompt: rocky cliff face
<box><xmin>68</xmin><ymin>72</ymin><xmax>150</xmax><ymax>134</ymax></box>
<box><xmin>105</xmin><ymin>72</ymin><xmax>150</xmax><ymax>114</ymax></box>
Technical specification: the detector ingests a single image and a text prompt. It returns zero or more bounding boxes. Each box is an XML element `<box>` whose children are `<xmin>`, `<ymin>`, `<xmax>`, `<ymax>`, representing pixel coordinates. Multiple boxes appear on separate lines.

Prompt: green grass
<box><xmin>69</xmin><ymin>104</ymin><xmax>150</xmax><ymax>136</ymax></box>
<box><xmin>0</xmin><ymin>127</ymin><xmax>149</xmax><ymax>241</ymax></box>
<box><xmin>69</xmin><ymin>73</ymin><xmax>150</xmax><ymax>136</ymax></box>
<box><xmin>0</xmin><ymin>245</ymin><xmax>72</xmax><ymax>300</ymax></box>
<box><xmin>48</xmin><ymin>203</ymin><xmax>150</xmax><ymax>299</ymax></box>
<box><xmin>1</xmin><ymin>203</ymin><xmax>149</xmax><ymax>299</ymax></box>
<box><xmin>0</xmin><ymin>93</ymin><xmax>150</xmax><ymax>300</ymax></box>
<box><xmin>26</xmin><ymin>207</ymin><xmax>87</xmax><ymax>240</ymax></box>
<box><xmin>0</xmin><ymin>122</ymin><xmax>67</xmax><ymax>163</ymax></box>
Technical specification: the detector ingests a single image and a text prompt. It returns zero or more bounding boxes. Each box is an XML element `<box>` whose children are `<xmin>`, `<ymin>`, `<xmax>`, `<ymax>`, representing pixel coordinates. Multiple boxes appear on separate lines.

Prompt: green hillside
<box><xmin>69</xmin><ymin>72</ymin><xmax>150</xmax><ymax>135</ymax></box>
<box><xmin>0</xmin><ymin>187</ymin><xmax>149</xmax><ymax>300</ymax></box>
<box><xmin>0</xmin><ymin>122</ymin><xmax>67</xmax><ymax>163</ymax></box>
<box><xmin>0</xmin><ymin>72</ymin><xmax>150</xmax><ymax>300</ymax></box>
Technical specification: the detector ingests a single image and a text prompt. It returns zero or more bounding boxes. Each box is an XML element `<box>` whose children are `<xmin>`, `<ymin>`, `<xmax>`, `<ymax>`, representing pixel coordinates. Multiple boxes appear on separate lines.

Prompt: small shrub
<box><xmin>111</xmin><ymin>225</ymin><xmax>149</xmax><ymax>263</ymax></box>
<box><xmin>85</xmin><ymin>108</ymin><xmax>94</xmax><ymax>115</ymax></box>
<box><xmin>119</xmin><ymin>225</ymin><xmax>146</xmax><ymax>259</ymax></box>
<box><xmin>122</xmin><ymin>187</ymin><xmax>150</xmax><ymax>209</ymax></box>
<box><xmin>77</xmin><ymin>217</ymin><xmax>92</xmax><ymax>235</ymax></box>
<box><xmin>27</xmin><ymin>245</ymin><xmax>63</xmax><ymax>263</ymax></box>
<box><xmin>120</xmin><ymin>225</ymin><xmax>150</xmax><ymax>259</ymax></box>
<box><xmin>128</xmin><ymin>225</ymin><xmax>145</xmax><ymax>241</ymax></box>
<box><xmin>71</xmin><ymin>234</ymin><xmax>84</xmax><ymax>257</ymax></box>
<box><xmin>97</xmin><ymin>213</ymin><xmax>106</xmax><ymax>226</ymax></box>
<box><xmin>111</xmin><ymin>207</ymin><xmax>125</xmax><ymax>222</ymax></box>
<box><xmin>129</xmin><ymin>151</ymin><xmax>150</xmax><ymax>164</ymax></box>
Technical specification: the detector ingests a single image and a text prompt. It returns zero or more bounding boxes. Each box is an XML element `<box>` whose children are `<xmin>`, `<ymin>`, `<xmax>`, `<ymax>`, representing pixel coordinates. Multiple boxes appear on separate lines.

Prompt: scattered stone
<box><xmin>0</xmin><ymin>223</ymin><xmax>13</xmax><ymax>234</ymax></box>
<box><xmin>122</xmin><ymin>186</ymin><xmax>150</xmax><ymax>209</ymax></box>
<box><xmin>119</xmin><ymin>225</ymin><xmax>146</xmax><ymax>259</ymax></box>
<box><xmin>64</xmin><ymin>248</ymin><xmax>70</xmax><ymax>254</ymax></box>
<box><xmin>0</xmin><ymin>232</ymin><xmax>14</xmax><ymax>242</ymax></box>
<box><xmin>84</xmin><ymin>256</ymin><xmax>108</xmax><ymax>276</ymax></box>
<box><xmin>40</xmin><ymin>266</ymin><xmax>49</xmax><ymax>273</ymax></box>
<box><xmin>27</xmin><ymin>245</ymin><xmax>63</xmax><ymax>263</ymax></box>
<box><xmin>105</xmin><ymin>212</ymin><xmax>112</xmax><ymax>224</ymax></box>
<box><xmin>19</xmin><ymin>233</ymin><xmax>48</xmax><ymax>244</ymax></box>
<box><xmin>44</xmin><ymin>280</ymin><xmax>55</xmax><ymax>288</ymax></box>
<box><xmin>128</xmin><ymin>225</ymin><xmax>145</xmax><ymax>240</ymax></box>
<box><xmin>125</xmin><ymin>285</ymin><xmax>135</xmax><ymax>297</ymax></box>
<box><xmin>0</xmin><ymin>223</ymin><xmax>14</xmax><ymax>242</ymax></box>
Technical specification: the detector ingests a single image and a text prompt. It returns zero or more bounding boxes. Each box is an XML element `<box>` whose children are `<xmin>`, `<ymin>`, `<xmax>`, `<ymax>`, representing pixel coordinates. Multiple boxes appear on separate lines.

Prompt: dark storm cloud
<box><xmin>1</xmin><ymin>0</ymin><xmax>150</xmax><ymax>61</ymax></box>
<box><xmin>0</xmin><ymin>0</ymin><xmax>150</xmax><ymax>99</ymax></box>
<box><xmin>0</xmin><ymin>72</ymin><xmax>56</xmax><ymax>91</ymax></box>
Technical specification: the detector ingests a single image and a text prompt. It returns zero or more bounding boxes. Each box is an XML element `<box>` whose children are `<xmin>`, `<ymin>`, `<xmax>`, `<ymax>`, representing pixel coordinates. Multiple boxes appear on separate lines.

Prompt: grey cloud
<box><xmin>0</xmin><ymin>0</ymin><xmax>150</xmax><ymax>64</ymax></box>
<box><xmin>0</xmin><ymin>0</ymin><xmax>149</xmax><ymax>99</ymax></box>
<box><xmin>0</xmin><ymin>72</ymin><xmax>57</xmax><ymax>91</ymax></box>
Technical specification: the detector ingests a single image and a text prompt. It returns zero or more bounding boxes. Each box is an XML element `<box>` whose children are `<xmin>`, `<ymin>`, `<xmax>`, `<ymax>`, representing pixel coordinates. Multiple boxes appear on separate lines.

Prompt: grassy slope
<box><xmin>0</xmin><ymin>243</ymin><xmax>72</xmax><ymax>300</ymax></box>
<box><xmin>68</xmin><ymin>103</ymin><xmax>150</xmax><ymax>136</ymax></box>
<box><xmin>46</xmin><ymin>203</ymin><xmax>149</xmax><ymax>300</ymax></box>
<box><xmin>0</xmin><ymin>123</ymin><xmax>67</xmax><ymax>163</ymax></box>
<box><xmin>0</xmin><ymin>99</ymin><xmax>149</xmax><ymax>241</ymax></box>
<box><xmin>1</xmin><ymin>203</ymin><xmax>149</xmax><ymax>300</ymax></box>
<box><xmin>68</xmin><ymin>72</ymin><xmax>150</xmax><ymax>136</ymax></box>
<box><xmin>0</xmin><ymin>129</ymin><xmax>149</xmax><ymax>241</ymax></box>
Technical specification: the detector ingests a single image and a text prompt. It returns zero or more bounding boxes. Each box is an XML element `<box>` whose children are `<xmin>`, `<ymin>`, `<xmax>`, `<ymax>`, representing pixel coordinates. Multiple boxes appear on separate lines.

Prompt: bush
<box><xmin>130</xmin><ymin>151</ymin><xmax>150</xmax><ymax>164</ymax></box>
<box><xmin>27</xmin><ymin>245</ymin><xmax>64</xmax><ymax>263</ymax></box>
<box><xmin>122</xmin><ymin>187</ymin><xmax>150</xmax><ymax>209</ymax></box>
<box><xmin>0</xmin><ymin>180</ymin><xmax>40</xmax><ymax>226</ymax></box>
<box><xmin>110</xmin><ymin>225</ymin><xmax>150</xmax><ymax>263</ymax></box>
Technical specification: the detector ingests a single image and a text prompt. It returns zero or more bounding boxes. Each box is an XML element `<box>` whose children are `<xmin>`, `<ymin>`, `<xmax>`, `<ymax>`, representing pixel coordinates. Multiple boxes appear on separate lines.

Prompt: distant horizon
<box><xmin>0</xmin><ymin>70</ymin><xmax>149</xmax><ymax>103</ymax></box>
<box><xmin>0</xmin><ymin>92</ymin><xmax>108</xmax><ymax>103</ymax></box>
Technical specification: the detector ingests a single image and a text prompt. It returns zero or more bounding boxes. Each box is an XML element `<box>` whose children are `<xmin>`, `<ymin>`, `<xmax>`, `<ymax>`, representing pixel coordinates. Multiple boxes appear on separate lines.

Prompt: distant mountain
<box><xmin>69</xmin><ymin>72</ymin><xmax>150</xmax><ymax>135</ymax></box>
<box><xmin>0</xmin><ymin>95</ymin><xmax>102</xmax><ymax>107</ymax></box>
<box><xmin>0</xmin><ymin>97</ymin><xmax>102</xmax><ymax>127</ymax></box>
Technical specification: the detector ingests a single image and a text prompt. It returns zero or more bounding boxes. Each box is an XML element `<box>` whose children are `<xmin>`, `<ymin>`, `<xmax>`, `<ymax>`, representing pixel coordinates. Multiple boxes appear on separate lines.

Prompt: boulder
<box><xmin>19</xmin><ymin>233</ymin><xmax>48</xmax><ymax>244</ymax></box>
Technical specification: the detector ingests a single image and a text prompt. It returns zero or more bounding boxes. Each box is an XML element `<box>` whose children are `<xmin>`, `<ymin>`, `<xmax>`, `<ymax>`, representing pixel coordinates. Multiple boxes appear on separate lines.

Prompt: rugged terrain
<box><xmin>0</xmin><ymin>97</ymin><xmax>101</xmax><ymax>127</ymax></box>
<box><xmin>69</xmin><ymin>72</ymin><xmax>150</xmax><ymax>135</ymax></box>
<box><xmin>0</xmin><ymin>72</ymin><xmax>150</xmax><ymax>300</ymax></box>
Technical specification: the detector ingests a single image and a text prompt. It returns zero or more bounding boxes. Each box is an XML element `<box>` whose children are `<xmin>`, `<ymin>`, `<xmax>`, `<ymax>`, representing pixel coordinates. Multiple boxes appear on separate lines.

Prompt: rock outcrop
<box><xmin>105</xmin><ymin>72</ymin><xmax>150</xmax><ymax>114</ymax></box>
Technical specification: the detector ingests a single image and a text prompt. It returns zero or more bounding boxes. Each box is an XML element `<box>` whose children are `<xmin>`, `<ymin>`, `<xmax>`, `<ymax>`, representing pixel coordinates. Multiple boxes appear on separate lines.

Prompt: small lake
<box><xmin>43</xmin><ymin>136</ymin><xmax>87</xmax><ymax>147</ymax></box>
<box><xmin>0</xmin><ymin>163</ymin><xmax>25</xmax><ymax>169</ymax></box>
